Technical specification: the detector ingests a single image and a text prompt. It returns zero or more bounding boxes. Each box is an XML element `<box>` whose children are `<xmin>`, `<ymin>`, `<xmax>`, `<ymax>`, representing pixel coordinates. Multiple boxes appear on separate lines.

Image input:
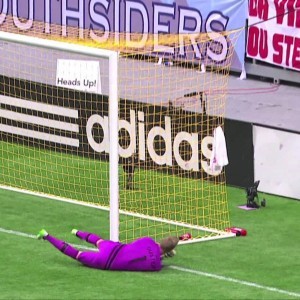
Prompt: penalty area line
<box><xmin>1</xmin><ymin>227</ymin><xmax>299</xmax><ymax>298</ymax></box>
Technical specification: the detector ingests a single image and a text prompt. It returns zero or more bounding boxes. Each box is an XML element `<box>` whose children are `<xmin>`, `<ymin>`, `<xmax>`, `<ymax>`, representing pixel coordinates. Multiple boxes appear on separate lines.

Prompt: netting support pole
<box><xmin>109</xmin><ymin>51</ymin><xmax>119</xmax><ymax>242</ymax></box>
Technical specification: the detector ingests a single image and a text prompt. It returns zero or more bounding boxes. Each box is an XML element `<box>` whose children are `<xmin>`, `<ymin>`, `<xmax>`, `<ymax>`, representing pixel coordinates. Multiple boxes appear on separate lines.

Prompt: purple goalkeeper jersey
<box><xmin>79</xmin><ymin>237</ymin><xmax>162</xmax><ymax>271</ymax></box>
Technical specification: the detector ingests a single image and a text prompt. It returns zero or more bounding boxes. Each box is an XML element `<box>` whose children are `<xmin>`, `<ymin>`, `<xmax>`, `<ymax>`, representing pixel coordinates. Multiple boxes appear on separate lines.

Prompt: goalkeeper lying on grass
<box><xmin>37</xmin><ymin>229</ymin><xmax>178</xmax><ymax>271</ymax></box>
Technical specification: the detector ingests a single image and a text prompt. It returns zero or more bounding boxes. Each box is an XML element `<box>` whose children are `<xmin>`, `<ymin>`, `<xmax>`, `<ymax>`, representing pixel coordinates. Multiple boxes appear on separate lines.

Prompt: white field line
<box><xmin>0</xmin><ymin>227</ymin><xmax>299</xmax><ymax>298</ymax></box>
<box><xmin>0</xmin><ymin>185</ymin><xmax>235</xmax><ymax>237</ymax></box>
<box><xmin>0</xmin><ymin>227</ymin><xmax>97</xmax><ymax>251</ymax></box>
<box><xmin>169</xmin><ymin>266</ymin><xmax>300</xmax><ymax>298</ymax></box>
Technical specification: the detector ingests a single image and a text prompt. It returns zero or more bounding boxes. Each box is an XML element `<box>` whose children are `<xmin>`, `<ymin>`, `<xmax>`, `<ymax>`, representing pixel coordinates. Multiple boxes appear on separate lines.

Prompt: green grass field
<box><xmin>1</xmin><ymin>185</ymin><xmax>299</xmax><ymax>299</ymax></box>
<box><xmin>1</xmin><ymin>141</ymin><xmax>230</xmax><ymax>241</ymax></box>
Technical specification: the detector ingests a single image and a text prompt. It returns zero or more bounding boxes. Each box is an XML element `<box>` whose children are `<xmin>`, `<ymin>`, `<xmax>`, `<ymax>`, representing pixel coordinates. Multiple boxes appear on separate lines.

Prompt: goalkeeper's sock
<box><xmin>74</xmin><ymin>230</ymin><xmax>102</xmax><ymax>246</ymax></box>
<box><xmin>44</xmin><ymin>234</ymin><xmax>79</xmax><ymax>260</ymax></box>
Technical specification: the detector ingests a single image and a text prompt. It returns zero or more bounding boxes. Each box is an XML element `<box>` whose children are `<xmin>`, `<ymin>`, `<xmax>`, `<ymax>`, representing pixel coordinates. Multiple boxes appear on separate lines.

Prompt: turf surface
<box><xmin>0</xmin><ymin>187</ymin><xmax>299</xmax><ymax>299</ymax></box>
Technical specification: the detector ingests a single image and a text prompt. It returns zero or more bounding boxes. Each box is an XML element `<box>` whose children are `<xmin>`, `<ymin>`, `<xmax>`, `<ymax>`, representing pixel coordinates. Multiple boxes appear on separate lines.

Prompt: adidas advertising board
<box><xmin>0</xmin><ymin>76</ymin><xmax>224</xmax><ymax>179</ymax></box>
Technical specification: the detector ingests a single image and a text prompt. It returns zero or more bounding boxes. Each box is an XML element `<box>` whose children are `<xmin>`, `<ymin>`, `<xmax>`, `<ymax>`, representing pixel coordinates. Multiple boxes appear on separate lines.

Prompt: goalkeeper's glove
<box><xmin>164</xmin><ymin>249</ymin><xmax>176</xmax><ymax>258</ymax></box>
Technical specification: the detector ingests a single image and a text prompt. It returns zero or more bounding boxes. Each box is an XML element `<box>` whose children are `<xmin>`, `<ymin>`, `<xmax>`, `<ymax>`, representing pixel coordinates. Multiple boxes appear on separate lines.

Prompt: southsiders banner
<box><xmin>0</xmin><ymin>0</ymin><xmax>247</xmax><ymax>70</ymax></box>
<box><xmin>247</xmin><ymin>0</ymin><xmax>300</xmax><ymax>71</ymax></box>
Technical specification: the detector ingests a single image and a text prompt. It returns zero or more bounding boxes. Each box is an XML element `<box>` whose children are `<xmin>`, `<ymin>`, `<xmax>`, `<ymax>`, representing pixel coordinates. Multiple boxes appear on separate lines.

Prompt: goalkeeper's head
<box><xmin>159</xmin><ymin>236</ymin><xmax>179</xmax><ymax>255</ymax></box>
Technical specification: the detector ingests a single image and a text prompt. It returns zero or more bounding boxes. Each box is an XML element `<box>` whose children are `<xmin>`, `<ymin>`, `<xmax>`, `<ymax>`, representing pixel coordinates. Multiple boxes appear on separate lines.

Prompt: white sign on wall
<box><xmin>253</xmin><ymin>125</ymin><xmax>300</xmax><ymax>200</ymax></box>
<box><xmin>56</xmin><ymin>59</ymin><xmax>102</xmax><ymax>94</ymax></box>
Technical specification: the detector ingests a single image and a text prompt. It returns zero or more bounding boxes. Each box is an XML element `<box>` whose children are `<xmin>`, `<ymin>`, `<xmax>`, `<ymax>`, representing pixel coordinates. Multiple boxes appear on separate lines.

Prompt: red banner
<box><xmin>247</xmin><ymin>0</ymin><xmax>300</xmax><ymax>71</ymax></box>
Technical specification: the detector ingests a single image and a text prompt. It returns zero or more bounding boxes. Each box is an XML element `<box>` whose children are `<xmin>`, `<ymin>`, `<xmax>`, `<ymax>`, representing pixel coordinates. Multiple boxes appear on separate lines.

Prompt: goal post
<box><xmin>0</xmin><ymin>26</ymin><xmax>243</xmax><ymax>244</ymax></box>
<box><xmin>108</xmin><ymin>51</ymin><xmax>119</xmax><ymax>242</ymax></box>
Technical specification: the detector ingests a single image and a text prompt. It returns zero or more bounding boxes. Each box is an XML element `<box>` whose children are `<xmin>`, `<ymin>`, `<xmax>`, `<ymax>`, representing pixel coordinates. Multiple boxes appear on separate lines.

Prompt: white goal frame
<box><xmin>0</xmin><ymin>31</ymin><xmax>120</xmax><ymax>241</ymax></box>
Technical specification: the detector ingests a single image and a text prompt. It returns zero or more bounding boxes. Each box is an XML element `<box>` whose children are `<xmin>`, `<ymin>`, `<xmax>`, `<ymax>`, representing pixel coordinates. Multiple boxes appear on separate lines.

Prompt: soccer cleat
<box><xmin>71</xmin><ymin>229</ymin><xmax>78</xmax><ymax>236</ymax></box>
<box><xmin>37</xmin><ymin>229</ymin><xmax>48</xmax><ymax>240</ymax></box>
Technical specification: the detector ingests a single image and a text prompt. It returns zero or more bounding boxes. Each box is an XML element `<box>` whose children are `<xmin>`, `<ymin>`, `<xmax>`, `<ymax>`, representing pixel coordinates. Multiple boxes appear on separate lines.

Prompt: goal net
<box><xmin>0</xmin><ymin>20</ymin><xmax>242</xmax><ymax>243</ymax></box>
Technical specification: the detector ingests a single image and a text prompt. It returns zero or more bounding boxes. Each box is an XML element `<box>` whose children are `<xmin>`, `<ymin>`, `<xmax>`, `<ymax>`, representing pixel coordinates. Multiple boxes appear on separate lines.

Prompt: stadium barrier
<box><xmin>253</xmin><ymin>125</ymin><xmax>300</xmax><ymax>200</ymax></box>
